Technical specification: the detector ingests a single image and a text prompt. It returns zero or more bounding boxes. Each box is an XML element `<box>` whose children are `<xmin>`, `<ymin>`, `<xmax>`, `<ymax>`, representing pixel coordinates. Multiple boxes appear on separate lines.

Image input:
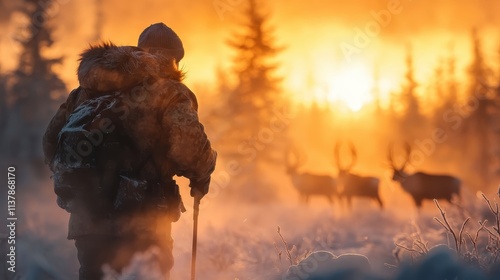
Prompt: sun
<box><xmin>326</xmin><ymin>64</ymin><xmax>374</xmax><ymax>112</ymax></box>
<box><xmin>284</xmin><ymin>60</ymin><xmax>379</xmax><ymax>111</ymax></box>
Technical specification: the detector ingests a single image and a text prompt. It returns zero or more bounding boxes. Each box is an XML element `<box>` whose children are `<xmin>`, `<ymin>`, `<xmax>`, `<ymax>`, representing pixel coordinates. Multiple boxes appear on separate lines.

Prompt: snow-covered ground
<box><xmin>2</xmin><ymin>168</ymin><xmax>500</xmax><ymax>280</ymax></box>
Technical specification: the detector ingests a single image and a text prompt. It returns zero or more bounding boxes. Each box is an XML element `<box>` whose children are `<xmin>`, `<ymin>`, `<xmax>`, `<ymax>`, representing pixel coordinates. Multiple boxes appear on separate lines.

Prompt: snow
<box><xmin>2</xmin><ymin>168</ymin><xmax>500</xmax><ymax>280</ymax></box>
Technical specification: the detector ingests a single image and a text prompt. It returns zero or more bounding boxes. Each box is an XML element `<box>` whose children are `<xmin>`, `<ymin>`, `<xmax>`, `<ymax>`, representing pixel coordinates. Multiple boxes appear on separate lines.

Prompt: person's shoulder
<box><xmin>66</xmin><ymin>87</ymin><xmax>82</xmax><ymax>101</ymax></box>
<box><xmin>169</xmin><ymin>82</ymin><xmax>198</xmax><ymax>110</ymax></box>
<box><xmin>151</xmin><ymin>80</ymin><xmax>198</xmax><ymax>109</ymax></box>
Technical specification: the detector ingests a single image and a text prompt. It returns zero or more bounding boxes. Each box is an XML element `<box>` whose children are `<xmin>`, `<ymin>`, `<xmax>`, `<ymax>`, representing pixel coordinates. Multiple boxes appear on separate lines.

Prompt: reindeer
<box><xmin>334</xmin><ymin>142</ymin><xmax>383</xmax><ymax>209</ymax></box>
<box><xmin>387</xmin><ymin>144</ymin><xmax>461</xmax><ymax>208</ymax></box>
<box><xmin>286</xmin><ymin>148</ymin><xmax>338</xmax><ymax>204</ymax></box>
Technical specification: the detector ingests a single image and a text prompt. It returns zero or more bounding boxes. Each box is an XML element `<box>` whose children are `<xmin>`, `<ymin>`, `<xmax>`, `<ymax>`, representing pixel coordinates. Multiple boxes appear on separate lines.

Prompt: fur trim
<box><xmin>78</xmin><ymin>42</ymin><xmax>183</xmax><ymax>92</ymax></box>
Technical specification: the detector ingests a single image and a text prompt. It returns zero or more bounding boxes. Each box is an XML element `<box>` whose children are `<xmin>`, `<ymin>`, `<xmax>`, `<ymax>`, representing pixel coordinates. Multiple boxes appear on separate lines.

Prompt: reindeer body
<box><xmin>393</xmin><ymin>171</ymin><xmax>461</xmax><ymax>208</ymax></box>
<box><xmin>335</xmin><ymin>142</ymin><xmax>383</xmax><ymax>209</ymax></box>
<box><xmin>339</xmin><ymin>173</ymin><xmax>383</xmax><ymax>208</ymax></box>
<box><xmin>288</xmin><ymin>171</ymin><xmax>338</xmax><ymax>203</ymax></box>
<box><xmin>388</xmin><ymin>144</ymin><xmax>462</xmax><ymax>208</ymax></box>
<box><xmin>286</xmin><ymin>148</ymin><xmax>339</xmax><ymax>204</ymax></box>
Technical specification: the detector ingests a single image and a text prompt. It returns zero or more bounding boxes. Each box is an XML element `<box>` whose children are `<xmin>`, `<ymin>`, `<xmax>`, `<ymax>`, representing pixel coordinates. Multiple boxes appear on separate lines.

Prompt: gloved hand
<box><xmin>190</xmin><ymin>187</ymin><xmax>205</xmax><ymax>200</ymax></box>
<box><xmin>190</xmin><ymin>178</ymin><xmax>210</xmax><ymax>199</ymax></box>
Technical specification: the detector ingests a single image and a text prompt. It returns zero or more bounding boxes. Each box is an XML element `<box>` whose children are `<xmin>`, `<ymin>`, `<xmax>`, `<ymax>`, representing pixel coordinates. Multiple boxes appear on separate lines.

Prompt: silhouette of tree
<box><xmin>461</xmin><ymin>29</ymin><xmax>496</xmax><ymax>188</ymax></box>
<box><xmin>212</xmin><ymin>0</ymin><xmax>285</xmax><ymax>201</ymax></box>
<box><xmin>433</xmin><ymin>47</ymin><xmax>464</xmax><ymax>151</ymax></box>
<box><xmin>93</xmin><ymin>0</ymin><xmax>104</xmax><ymax>41</ymax></box>
<box><xmin>398</xmin><ymin>46</ymin><xmax>426</xmax><ymax>141</ymax></box>
<box><xmin>429</xmin><ymin>55</ymin><xmax>454</xmax><ymax>127</ymax></box>
<box><xmin>2</xmin><ymin>0</ymin><xmax>66</xmax><ymax>160</ymax></box>
<box><xmin>220</xmin><ymin>0</ymin><xmax>284</xmax><ymax>159</ymax></box>
<box><xmin>372</xmin><ymin>65</ymin><xmax>383</xmax><ymax>115</ymax></box>
<box><xmin>226</xmin><ymin>0</ymin><xmax>282</xmax><ymax>122</ymax></box>
<box><xmin>433</xmin><ymin>58</ymin><xmax>445</xmax><ymax>104</ymax></box>
<box><xmin>493</xmin><ymin>43</ymin><xmax>500</xmax><ymax>178</ymax></box>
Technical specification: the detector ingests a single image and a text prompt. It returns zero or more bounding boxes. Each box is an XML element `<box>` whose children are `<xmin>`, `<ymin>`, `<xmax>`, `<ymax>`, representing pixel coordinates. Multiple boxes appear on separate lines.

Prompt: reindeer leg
<box><xmin>377</xmin><ymin>195</ymin><xmax>384</xmax><ymax>209</ymax></box>
<box><xmin>414</xmin><ymin>198</ymin><xmax>423</xmax><ymax>209</ymax></box>
<box><xmin>327</xmin><ymin>194</ymin><xmax>333</xmax><ymax>205</ymax></box>
<box><xmin>347</xmin><ymin>196</ymin><xmax>352</xmax><ymax>210</ymax></box>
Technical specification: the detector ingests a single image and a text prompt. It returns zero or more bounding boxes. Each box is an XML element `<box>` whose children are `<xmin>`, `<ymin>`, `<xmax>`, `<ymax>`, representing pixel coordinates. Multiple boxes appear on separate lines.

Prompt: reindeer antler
<box><xmin>347</xmin><ymin>141</ymin><xmax>357</xmax><ymax>171</ymax></box>
<box><xmin>387</xmin><ymin>142</ymin><xmax>411</xmax><ymax>171</ymax></box>
<box><xmin>334</xmin><ymin>141</ymin><xmax>357</xmax><ymax>172</ymax></box>
<box><xmin>387</xmin><ymin>143</ymin><xmax>396</xmax><ymax>169</ymax></box>
<box><xmin>286</xmin><ymin>144</ymin><xmax>306</xmax><ymax>170</ymax></box>
<box><xmin>401</xmin><ymin>142</ymin><xmax>412</xmax><ymax>171</ymax></box>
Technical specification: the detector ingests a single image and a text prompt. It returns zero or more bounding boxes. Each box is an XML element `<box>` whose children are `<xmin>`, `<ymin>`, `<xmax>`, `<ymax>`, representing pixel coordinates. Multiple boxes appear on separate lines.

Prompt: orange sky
<box><xmin>1</xmin><ymin>0</ymin><xmax>499</xmax><ymax>109</ymax></box>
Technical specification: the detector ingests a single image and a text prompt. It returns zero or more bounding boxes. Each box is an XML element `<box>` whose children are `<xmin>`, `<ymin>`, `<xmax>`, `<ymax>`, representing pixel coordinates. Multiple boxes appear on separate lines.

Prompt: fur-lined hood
<box><xmin>78</xmin><ymin>42</ymin><xmax>183</xmax><ymax>92</ymax></box>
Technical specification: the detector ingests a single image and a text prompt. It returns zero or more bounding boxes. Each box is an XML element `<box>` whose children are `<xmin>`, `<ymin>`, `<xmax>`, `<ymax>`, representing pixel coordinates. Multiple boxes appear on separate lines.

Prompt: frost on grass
<box><xmin>9</xmin><ymin>175</ymin><xmax>500</xmax><ymax>280</ymax></box>
<box><xmin>385</xmin><ymin>192</ymin><xmax>500</xmax><ymax>280</ymax></box>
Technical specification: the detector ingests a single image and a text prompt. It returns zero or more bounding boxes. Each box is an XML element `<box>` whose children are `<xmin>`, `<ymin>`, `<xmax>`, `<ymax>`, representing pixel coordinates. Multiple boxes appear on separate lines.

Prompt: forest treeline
<box><xmin>0</xmin><ymin>0</ymin><xmax>498</xmax><ymax>193</ymax></box>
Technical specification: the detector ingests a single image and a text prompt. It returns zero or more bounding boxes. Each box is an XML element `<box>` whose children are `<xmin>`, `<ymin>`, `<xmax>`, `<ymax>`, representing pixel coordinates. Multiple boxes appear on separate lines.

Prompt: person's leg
<box><xmin>130</xmin><ymin>230</ymin><xmax>174</xmax><ymax>279</ymax></box>
<box><xmin>156</xmin><ymin>229</ymin><xmax>174</xmax><ymax>279</ymax></box>
<box><xmin>101</xmin><ymin>231</ymin><xmax>173</xmax><ymax>279</ymax></box>
<box><xmin>155</xmin><ymin>219</ymin><xmax>174</xmax><ymax>278</ymax></box>
<box><xmin>75</xmin><ymin>235</ymin><xmax>117</xmax><ymax>280</ymax></box>
<box><xmin>75</xmin><ymin>229</ymin><xmax>174</xmax><ymax>279</ymax></box>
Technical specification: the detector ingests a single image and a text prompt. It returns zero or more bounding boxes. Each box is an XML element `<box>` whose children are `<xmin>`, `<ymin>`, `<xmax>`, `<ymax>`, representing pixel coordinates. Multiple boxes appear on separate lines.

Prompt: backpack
<box><xmin>51</xmin><ymin>92</ymin><xmax>150</xmax><ymax>216</ymax></box>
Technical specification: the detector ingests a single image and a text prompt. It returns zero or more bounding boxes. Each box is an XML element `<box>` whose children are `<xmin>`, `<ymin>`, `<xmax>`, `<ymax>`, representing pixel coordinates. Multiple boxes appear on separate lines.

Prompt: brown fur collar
<box><xmin>78</xmin><ymin>42</ymin><xmax>183</xmax><ymax>92</ymax></box>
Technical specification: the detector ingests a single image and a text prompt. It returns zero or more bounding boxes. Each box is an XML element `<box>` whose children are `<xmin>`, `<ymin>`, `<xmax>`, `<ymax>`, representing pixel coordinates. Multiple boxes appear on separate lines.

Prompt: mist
<box><xmin>1</xmin><ymin>0</ymin><xmax>500</xmax><ymax>279</ymax></box>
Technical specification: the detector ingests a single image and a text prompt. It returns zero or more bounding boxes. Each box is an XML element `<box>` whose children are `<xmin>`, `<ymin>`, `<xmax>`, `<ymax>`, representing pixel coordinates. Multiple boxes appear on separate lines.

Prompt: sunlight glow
<box><xmin>327</xmin><ymin>63</ymin><xmax>374</xmax><ymax>111</ymax></box>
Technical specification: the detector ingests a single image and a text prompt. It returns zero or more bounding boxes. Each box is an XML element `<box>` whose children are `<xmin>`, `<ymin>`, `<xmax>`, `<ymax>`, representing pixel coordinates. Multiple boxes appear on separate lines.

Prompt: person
<box><xmin>43</xmin><ymin>23</ymin><xmax>216</xmax><ymax>280</ymax></box>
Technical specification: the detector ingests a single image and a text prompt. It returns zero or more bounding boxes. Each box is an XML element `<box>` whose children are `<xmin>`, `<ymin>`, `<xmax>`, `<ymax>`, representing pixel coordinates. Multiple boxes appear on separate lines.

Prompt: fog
<box><xmin>1</xmin><ymin>0</ymin><xmax>500</xmax><ymax>279</ymax></box>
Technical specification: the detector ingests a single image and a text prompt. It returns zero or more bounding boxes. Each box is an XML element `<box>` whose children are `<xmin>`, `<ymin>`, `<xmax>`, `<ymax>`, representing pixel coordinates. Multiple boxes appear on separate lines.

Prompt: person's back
<box><xmin>43</xmin><ymin>23</ymin><xmax>216</xmax><ymax>280</ymax></box>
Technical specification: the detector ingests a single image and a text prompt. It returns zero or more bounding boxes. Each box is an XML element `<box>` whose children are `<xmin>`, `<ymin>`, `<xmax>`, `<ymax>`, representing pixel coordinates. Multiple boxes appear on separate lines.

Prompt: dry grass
<box><xmin>394</xmin><ymin>189</ymin><xmax>500</xmax><ymax>272</ymax></box>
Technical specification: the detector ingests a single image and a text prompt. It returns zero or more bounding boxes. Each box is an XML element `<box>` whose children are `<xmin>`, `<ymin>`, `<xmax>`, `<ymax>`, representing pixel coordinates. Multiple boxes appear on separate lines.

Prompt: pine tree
<box><xmin>93</xmin><ymin>0</ymin><xmax>104</xmax><ymax>41</ymax></box>
<box><xmin>433</xmin><ymin>58</ymin><xmax>445</xmax><ymax>104</ymax></box>
<box><xmin>431</xmin><ymin>56</ymin><xmax>448</xmax><ymax>127</ymax></box>
<box><xmin>433</xmin><ymin>47</ymin><xmax>460</xmax><ymax>141</ymax></box>
<box><xmin>398</xmin><ymin>46</ymin><xmax>425</xmax><ymax>141</ymax></box>
<box><xmin>461</xmin><ymin>29</ymin><xmax>495</xmax><ymax>188</ymax></box>
<box><xmin>226</xmin><ymin>0</ymin><xmax>282</xmax><ymax>125</ymax></box>
<box><xmin>492</xmin><ymin>42</ymin><xmax>500</xmax><ymax>178</ymax></box>
<box><xmin>402</xmin><ymin>48</ymin><xmax>420</xmax><ymax>117</ymax></box>
<box><xmin>372</xmin><ymin>65</ymin><xmax>382</xmax><ymax>115</ymax></box>
<box><xmin>214</xmin><ymin>0</ymin><xmax>285</xmax><ymax>201</ymax></box>
<box><xmin>221</xmin><ymin>0</ymin><xmax>284</xmax><ymax>157</ymax></box>
<box><xmin>2</xmin><ymin>0</ymin><xmax>67</xmax><ymax>160</ymax></box>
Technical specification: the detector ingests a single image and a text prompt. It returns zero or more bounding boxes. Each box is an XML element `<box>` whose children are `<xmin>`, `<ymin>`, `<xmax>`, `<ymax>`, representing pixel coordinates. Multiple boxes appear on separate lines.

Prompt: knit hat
<box><xmin>138</xmin><ymin>23</ymin><xmax>184</xmax><ymax>62</ymax></box>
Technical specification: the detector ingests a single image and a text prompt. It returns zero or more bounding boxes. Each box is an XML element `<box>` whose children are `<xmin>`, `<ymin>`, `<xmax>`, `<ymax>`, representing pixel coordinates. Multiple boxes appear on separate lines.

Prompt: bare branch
<box><xmin>434</xmin><ymin>199</ymin><xmax>459</xmax><ymax>252</ymax></box>
<box><xmin>277</xmin><ymin>226</ymin><xmax>293</xmax><ymax>266</ymax></box>
<box><xmin>413</xmin><ymin>239</ymin><xmax>429</xmax><ymax>254</ymax></box>
<box><xmin>273</xmin><ymin>242</ymin><xmax>283</xmax><ymax>269</ymax></box>
<box><xmin>458</xmin><ymin>217</ymin><xmax>471</xmax><ymax>253</ymax></box>
<box><xmin>395</xmin><ymin>242</ymin><xmax>425</xmax><ymax>256</ymax></box>
<box><xmin>481</xmin><ymin>194</ymin><xmax>500</xmax><ymax>238</ymax></box>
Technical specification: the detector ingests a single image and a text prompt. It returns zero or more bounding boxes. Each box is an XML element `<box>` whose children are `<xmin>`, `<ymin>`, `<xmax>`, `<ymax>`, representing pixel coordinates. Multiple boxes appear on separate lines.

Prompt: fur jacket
<box><xmin>42</xmin><ymin>42</ymin><xmax>216</xmax><ymax>238</ymax></box>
